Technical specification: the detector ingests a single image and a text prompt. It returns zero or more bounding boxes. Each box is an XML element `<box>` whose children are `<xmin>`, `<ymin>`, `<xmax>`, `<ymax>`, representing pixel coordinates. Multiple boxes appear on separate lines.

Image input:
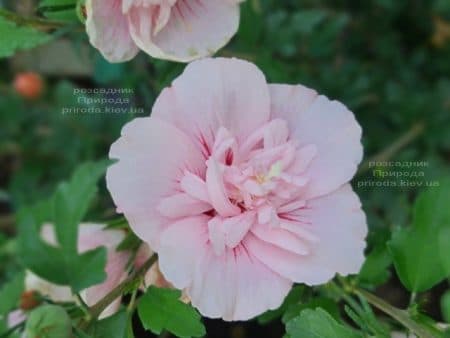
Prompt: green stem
<box><xmin>88</xmin><ymin>254</ymin><xmax>157</xmax><ymax>320</ymax></box>
<box><xmin>353</xmin><ymin>288</ymin><xmax>435</xmax><ymax>338</ymax></box>
<box><xmin>75</xmin><ymin>293</ymin><xmax>91</xmax><ymax>320</ymax></box>
<box><xmin>39</xmin><ymin>4</ymin><xmax>76</xmax><ymax>13</ymax></box>
<box><xmin>0</xmin><ymin>8</ymin><xmax>65</xmax><ymax>31</ymax></box>
<box><xmin>333</xmin><ymin>279</ymin><xmax>437</xmax><ymax>338</ymax></box>
<box><xmin>0</xmin><ymin>321</ymin><xmax>25</xmax><ymax>338</ymax></box>
<box><xmin>127</xmin><ymin>288</ymin><xmax>139</xmax><ymax>313</ymax></box>
<box><xmin>408</xmin><ymin>292</ymin><xmax>418</xmax><ymax>307</ymax></box>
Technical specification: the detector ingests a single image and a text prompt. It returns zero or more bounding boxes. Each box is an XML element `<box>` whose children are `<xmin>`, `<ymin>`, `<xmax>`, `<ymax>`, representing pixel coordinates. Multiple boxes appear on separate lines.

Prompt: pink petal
<box><xmin>245</xmin><ymin>185</ymin><xmax>367</xmax><ymax>285</ymax></box>
<box><xmin>296</xmin><ymin>184</ymin><xmax>368</xmax><ymax>274</ymax></box>
<box><xmin>107</xmin><ymin>117</ymin><xmax>205</xmax><ymax>249</ymax></box>
<box><xmin>251</xmin><ymin>223</ymin><xmax>310</xmax><ymax>255</ymax></box>
<box><xmin>269</xmin><ymin>84</ymin><xmax>318</xmax><ymax>125</ymax></box>
<box><xmin>7</xmin><ymin>310</ymin><xmax>26</xmax><ymax>328</ymax></box>
<box><xmin>158</xmin><ymin>193</ymin><xmax>212</xmax><ymax>218</ymax></box>
<box><xmin>263</xmin><ymin>119</ymin><xmax>289</xmax><ymax>148</ymax></box>
<box><xmin>206</xmin><ymin>158</ymin><xmax>240</xmax><ymax>217</ymax></box>
<box><xmin>222</xmin><ymin>212</ymin><xmax>255</xmax><ymax>248</ymax></box>
<box><xmin>127</xmin><ymin>0</ymin><xmax>240</xmax><ymax>62</ymax></box>
<box><xmin>77</xmin><ymin>223</ymin><xmax>125</xmax><ymax>252</ymax></box>
<box><xmin>158</xmin><ymin>216</ymin><xmax>210</xmax><ymax>288</ymax></box>
<box><xmin>152</xmin><ymin>58</ymin><xmax>271</xmax><ymax>153</ymax></box>
<box><xmin>25</xmin><ymin>271</ymin><xmax>73</xmax><ymax>302</ymax></box>
<box><xmin>244</xmin><ymin>234</ymin><xmax>333</xmax><ymax>285</ymax></box>
<box><xmin>207</xmin><ymin>216</ymin><xmax>227</xmax><ymax>255</ymax></box>
<box><xmin>144</xmin><ymin>262</ymin><xmax>172</xmax><ymax>289</ymax></box>
<box><xmin>85</xmin><ymin>0</ymin><xmax>139</xmax><ymax>62</ymax></box>
<box><xmin>159</xmin><ymin>215</ymin><xmax>292</xmax><ymax>321</ymax></box>
<box><xmin>40</xmin><ymin>223</ymin><xmax>125</xmax><ymax>253</ymax></box>
<box><xmin>180</xmin><ymin>171</ymin><xmax>210</xmax><ymax>202</ymax></box>
<box><xmin>207</xmin><ymin>212</ymin><xmax>256</xmax><ymax>255</ymax></box>
<box><xmin>257</xmin><ymin>204</ymin><xmax>277</xmax><ymax>224</ymax></box>
<box><xmin>288</xmin><ymin>144</ymin><xmax>318</xmax><ymax>174</ymax></box>
<box><xmin>134</xmin><ymin>244</ymin><xmax>153</xmax><ymax>269</ymax></box>
<box><xmin>187</xmin><ymin>247</ymin><xmax>292</xmax><ymax>321</ymax></box>
<box><xmin>84</xmin><ymin>248</ymin><xmax>129</xmax><ymax>319</ymax></box>
<box><xmin>269</xmin><ymin>84</ymin><xmax>363</xmax><ymax>199</ymax></box>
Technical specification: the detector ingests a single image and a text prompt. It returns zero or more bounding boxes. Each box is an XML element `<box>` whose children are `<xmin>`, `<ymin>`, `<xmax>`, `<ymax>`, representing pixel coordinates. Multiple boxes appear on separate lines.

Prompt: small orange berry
<box><xmin>13</xmin><ymin>72</ymin><xmax>44</xmax><ymax>100</ymax></box>
<box><xmin>20</xmin><ymin>290</ymin><xmax>41</xmax><ymax>310</ymax></box>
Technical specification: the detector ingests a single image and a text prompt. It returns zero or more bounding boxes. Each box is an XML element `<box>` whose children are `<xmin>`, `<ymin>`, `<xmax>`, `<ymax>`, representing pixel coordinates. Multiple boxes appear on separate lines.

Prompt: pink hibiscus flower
<box><xmin>106</xmin><ymin>57</ymin><xmax>368</xmax><ymax>321</ymax></box>
<box><xmin>85</xmin><ymin>0</ymin><xmax>244</xmax><ymax>63</ymax></box>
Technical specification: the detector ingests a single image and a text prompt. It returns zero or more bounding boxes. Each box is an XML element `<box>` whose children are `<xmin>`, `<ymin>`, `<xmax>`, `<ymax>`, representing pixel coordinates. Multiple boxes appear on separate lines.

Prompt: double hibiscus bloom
<box><xmin>106</xmin><ymin>58</ymin><xmax>368</xmax><ymax>321</ymax></box>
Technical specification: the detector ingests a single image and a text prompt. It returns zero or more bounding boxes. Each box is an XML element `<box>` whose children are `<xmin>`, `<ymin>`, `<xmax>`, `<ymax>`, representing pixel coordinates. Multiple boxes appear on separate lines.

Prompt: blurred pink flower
<box><xmin>7</xmin><ymin>309</ymin><xmax>26</xmax><ymax>328</ymax></box>
<box><xmin>26</xmin><ymin>223</ymin><xmax>129</xmax><ymax>319</ymax></box>
<box><xmin>106</xmin><ymin>57</ymin><xmax>367</xmax><ymax>321</ymax></box>
<box><xmin>85</xmin><ymin>0</ymin><xmax>243</xmax><ymax>63</ymax></box>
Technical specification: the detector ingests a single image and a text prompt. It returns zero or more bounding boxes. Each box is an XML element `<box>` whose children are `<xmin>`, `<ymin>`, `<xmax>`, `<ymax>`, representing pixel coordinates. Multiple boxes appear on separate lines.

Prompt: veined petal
<box><xmin>107</xmin><ymin>117</ymin><xmax>205</xmax><ymax>249</ymax></box>
<box><xmin>152</xmin><ymin>58</ymin><xmax>271</xmax><ymax>152</ymax></box>
<box><xmin>85</xmin><ymin>0</ymin><xmax>139</xmax><ymax>62</ymax></box>
<box><xmin>127</xmin><ymin>0</ymin><xmax>241</xmax><ymax>62</ymax></box>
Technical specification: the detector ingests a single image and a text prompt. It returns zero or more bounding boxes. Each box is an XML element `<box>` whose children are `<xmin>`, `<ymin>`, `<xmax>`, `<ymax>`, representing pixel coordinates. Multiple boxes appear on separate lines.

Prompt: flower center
<box><xmin>157</xmin><ymin>119</ymin><xmax>318</xmax><ymax>256</ymax></box>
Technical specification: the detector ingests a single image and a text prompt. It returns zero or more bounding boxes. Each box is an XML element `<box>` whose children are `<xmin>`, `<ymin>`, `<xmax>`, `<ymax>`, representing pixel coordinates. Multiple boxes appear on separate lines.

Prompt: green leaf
<box><xmin>359</xmin><ymin>244</ymin><xmax>392</xmax><ymax>287</ymax></box>
<box><xmin>116</xmin><ymin>232</ymin><xmax>141</xmax><ymax>252</ymax></box>
<box><xmin>0</xmin><ymin>318</ymin><xmax>6</xmax><ymax>335</ymax></box>
<box><xmin>442</xmin><ymin>291</ymin><xmax>450</xmax><ymax>323</ymax></box>
<box><xmin>0</xmin><ymin>272</ymin><xmax>24</xmax><ymax>315</ymax></box>
<box><xmin>285</xmin><ymin>308</ymin><xmax>363</xmax><ymax>338</ymax></box>
<box><xmin>388</xmin><ymin>179</ymin><xmax>450</xmax><ymax>292</ymax></box>
<box><xmin>18</xmin><ymin>161</ymin><xmax>110</xmax><ymax>292</ymax></box>
<box><xmin>439</xmin><ymin>226</ymin><xmax>450</xmax><ymax>276</ymax></box>
<box><xmin>52</xmin><ymin>161</ymin><xmax>109</xmax><ymax>253</ymax></box>
<box><xmin>88</xmin><ymin>309</ymin><xmax>128</xmax><ymax>338</ymax></box>
<box><xmin>282</xmin><ymin>298</ymin><xmax>341</xmax><ymax>324</ymax></box>
<box><xmin>0</xmin><ymin>13</ymin><xmax>52</xmax><ymax>58</ymax></box>
<box><xmin>138</xmin><ymin>287</ymin><xmax>205</xmax><ymax>338</ymax></box>
<box><xmin>39</xmin><ymin>0</ymin><xmax>77</xmax><ymax>20</ymax></box>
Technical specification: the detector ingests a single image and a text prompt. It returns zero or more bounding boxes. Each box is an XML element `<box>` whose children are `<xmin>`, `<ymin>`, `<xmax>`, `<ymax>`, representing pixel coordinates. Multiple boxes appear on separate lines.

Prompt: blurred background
<box><xmin>1</xmin><ymin>0</ymin><xmax>450</xmax><ymax>337</ymax></box>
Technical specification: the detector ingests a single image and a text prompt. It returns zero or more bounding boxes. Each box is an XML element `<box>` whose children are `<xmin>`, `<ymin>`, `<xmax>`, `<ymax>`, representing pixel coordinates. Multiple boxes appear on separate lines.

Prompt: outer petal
<box><xmin>187</xmin><ymin>246</ymin><xmax>292</xmax><ymax>321</ymax></box>
<box><xmin>158</xmin><ymin>216</ymin><xmax>292</xmax><ymax>321</ymax></box>
<box><xmin>127</xmin><ymin>0</ymin><xmax>240</xmax><ymax>62</ymax></box>
<box><xmin>107</xmin><ymin>117</ymin><xmax>205</xmax><ymax>249</ymax></box>
<box><xmin>245</xmin><ymin>185</ymin><xmax>367</xmax><ymax>285</ymax></box>
<box><xmin>85</xmin><ymin>0</ymin><xmax>139</xmax><ymax>62</ymax></box>
<box><xmin>158</xmin><ymin>216</ymin><xmax>209</xmax><ymax>288</ymax></box>
<box><xmin>152</xmin><ymin>58</ymin><xmax>271</xmax><ymax>153</ymax></box>
<box><xmin>269</xmin><ymin>84</ymin><xmax>363</xmax><ymax>199</ymax></box>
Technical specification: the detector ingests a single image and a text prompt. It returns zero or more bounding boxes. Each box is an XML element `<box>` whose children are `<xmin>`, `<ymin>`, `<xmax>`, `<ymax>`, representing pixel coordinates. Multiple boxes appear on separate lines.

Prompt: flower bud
<box><xmin>25</xmin><ymin>305</ymin><xmax>72</xmax><ymax>338</ymax></box>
